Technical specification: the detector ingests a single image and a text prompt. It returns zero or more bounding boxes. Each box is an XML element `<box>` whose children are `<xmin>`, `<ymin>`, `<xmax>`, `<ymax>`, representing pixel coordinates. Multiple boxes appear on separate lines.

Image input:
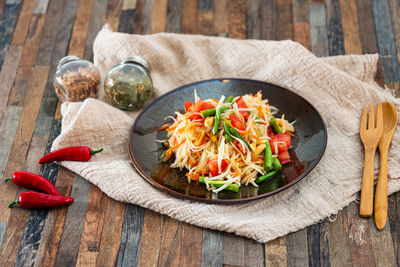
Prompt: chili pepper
<box><xmin>212</xmin><ymin>108</ymin><xmax>222</xmax><ymax>135</ymax></box>
<box><xmin>223</xmin><ymin>120</ymin><xmax>233</xmax><ymax>142</ymax></box>
<box><xmin>4</xmin><ymin>171</ymin><xmax>59</xmax><ymax>196</ymax></box>
<box><xmin>264</xmin><ymin>141</ymin><xmax>273</xmax><ymax>172</ymax></box>
<box><xmin>225</xmin><ymin>95</ymin><xmax>234</xmax><ymax>103</ymax></box>
<box><xmin>39</xmin><ymin>146</ymin><xmax>103</xmax><ymax>164</ymax></box>
<box><xmin>269</xmin><ymin>116</ymin><xmax>282</xmax><ymax>134</ymax></box>
<box><xmin>8</xmin><ymin>191</ymin><xmax>74</xmax><ymax>209</ymax></box>
<box><xmin>229</xmin><ymin>126</ymin><xmax>252</xmax><ymax>151</ymax></box>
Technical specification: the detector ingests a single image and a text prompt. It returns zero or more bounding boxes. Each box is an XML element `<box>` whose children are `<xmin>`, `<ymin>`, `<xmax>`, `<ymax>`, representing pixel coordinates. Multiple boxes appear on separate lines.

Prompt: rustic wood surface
<box><xmin>0</xmin><ymin>0</ymin><xmax>399</xmax><ymax>266</ymax></box>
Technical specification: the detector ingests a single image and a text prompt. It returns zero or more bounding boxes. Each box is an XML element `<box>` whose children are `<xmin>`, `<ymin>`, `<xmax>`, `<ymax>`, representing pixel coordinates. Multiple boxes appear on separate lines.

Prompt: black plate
<box><xmin>128</xmin><ymin>78</ymin><xmax>327</xmax><ymax>204</ymax></box>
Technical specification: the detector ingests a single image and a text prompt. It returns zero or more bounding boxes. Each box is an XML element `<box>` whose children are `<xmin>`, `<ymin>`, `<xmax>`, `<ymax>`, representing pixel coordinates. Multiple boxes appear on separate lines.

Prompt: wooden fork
<box><xmin>359</xmin><ymin>103</ymin><xmax>383</xmax><ymax>217</ymax></box>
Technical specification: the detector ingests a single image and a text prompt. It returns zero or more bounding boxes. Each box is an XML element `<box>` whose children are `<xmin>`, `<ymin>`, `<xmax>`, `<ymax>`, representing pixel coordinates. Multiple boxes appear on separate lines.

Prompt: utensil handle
<box><xmin>375</xmin><ymin>146</ymin><xmax>389</xmax><ymax>230</ymax></box>
<box><xmin>360</xmin><ymin>149</ymin><xmax>376</xmax><ymax>217</ymax></box>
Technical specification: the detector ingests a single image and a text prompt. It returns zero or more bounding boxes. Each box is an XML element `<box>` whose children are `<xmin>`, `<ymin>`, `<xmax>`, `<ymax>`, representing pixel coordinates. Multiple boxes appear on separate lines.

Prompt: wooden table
<box><xmin>0</xmin><ymin>0</ymin><xmax>399</xmax><ymax>266</ymax></box>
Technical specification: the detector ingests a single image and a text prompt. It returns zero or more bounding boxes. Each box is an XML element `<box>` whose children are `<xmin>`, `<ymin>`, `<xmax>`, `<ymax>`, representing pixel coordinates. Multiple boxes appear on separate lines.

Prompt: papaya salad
<box><xmin>158</xmin><ymin>90</ymin><xmax>295</xmax><ymax>193</ymax></box>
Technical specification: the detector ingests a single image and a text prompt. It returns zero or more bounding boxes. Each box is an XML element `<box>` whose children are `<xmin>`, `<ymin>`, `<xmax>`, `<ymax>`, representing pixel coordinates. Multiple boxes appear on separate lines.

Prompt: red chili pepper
<box><xmin>39</xmin><ymin>146</ymin><xmax>103</xmax><ymax>164</ymax></box>
<box><xmin>4</xmin><ymin>171</ymin><xmax>59</xmax><ymax>196</ymax></box>
<box><xmin>8</xmin><ymin>191</ymin><xmax>74</xmax><ymax>209</ymax></box>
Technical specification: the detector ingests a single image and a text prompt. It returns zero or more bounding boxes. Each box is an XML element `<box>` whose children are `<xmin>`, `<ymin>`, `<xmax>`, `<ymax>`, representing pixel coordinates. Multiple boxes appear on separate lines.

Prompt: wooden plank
<box><xmin>0</xmin><ymin>221</ymin><xmax>7</xmax><ymax>248</ymax></box>
<box><xmin>201</xmin><ymin>230</ymin><xmax>223</xmax><ymax>267</ymax></box>
<box><xmin>388</xmin><ymin>0</ymin><xmax>400</xmax><ymax>62</ymax></box>
<box><xmin>123</xmin><ymin>0</ymin><xmax>137</xmax><ymax>10</ymax></box>
<box><xmin>0</xmin><ymin>45</ymin><xmax>22</xmax><ymax>124</ymax></box>
<box><xmin>54</xmin><ymin>175</ymin><xmax>91</xmax><ymax>267</ymax></box>
<box><xmin>372</xmin><ymin>0</ymin><xmax>400</xmax><ymax>82</ymax></box>
<box><xmin>179</xmin><ymin>223</ymin><xmax>202</xmax><ymax>267</ymax></box>
<box><xmin>137</xmin><ymin>210</ymin><xmax>163</xmax><ymax>266</ymax></box>
<box><xmin>243</xmin><ymin>238</ymin><xmax>264</xmax><ymax>267</ymax></box>
<box><xmin>33</xmin><ymin>0</ymin><xmax>50</xmax><ymax>14</ymax></box>
<box><xmin>198</xmin><ymin>0</ymin><xmax>213</xmax><ymax>36</ymax></box>
<box><xmin>150</xmin><ymin>0</ymin><xmax>167</xmax><ymax>33</ymax></box>
<box><xmin>339</xmin><ymin>0</ymin><xmax>362</xmax><ymax>54</ymax></box>
<box><xmin>369</xmin><ymin>217</ymin><xmax>397</xmax><ymax>267</ymax></box>
<box><xmin>134</xmin><ymin>0</ymin><xmax>153</xmax><ymax>34</ymax></box>
<box><xmin>35</xmin><ymin>0</ymin><xmax>64</xmax><ymax>66</ymax></box>
<box><xmin>228</xmin><ymin>0</ymin><xmax>245</xmax><ymax>39</ymax></box>
<box><xmin>7</xmin><ymin>14</ymin><xmax>46</xmax><ymax>107</ymax></box>
<box><xmin>181</xmin><ymin>0</ymin><xmax>198</xmax><ymax>34</ymax></box>
<box><xmin>325</xmin><ymin>0</ymin><xmax>345</xmax><ymax>56</ymax></box>
<box><xmin>0</xmin><ymin>106</ymin><xmax>22</xmax><ymax>185</ymax></box>
<box><xmin>327</xmin><ymin>210</ymin><xmax>352</xmax><ymax>266</ymax></box>
<box><xmin>245</xmin><ymin>0</ymin><xmax>260</xmax><ymax>39</ymax></box>
<box><xmin>34</xmin><ymin>167</ymin><xmax>75</xmax><ymax>267</ymax></box>
<box><xmin>265</xmin><ymin>236</ymin><xmax>287</xmax><ymax>266</ymax></box>
<box><xmin>0</xmin><ymin>0</ymin><xmax>5</xmax><ymax>19</ymax></box>
<box><xmin>292</xmin><ymin>0</ymin><xmax>308</xmax><ymax>22</ymax></box>
<box><xmin>388</xmin><ymin>192</ymin><xmax>400</xmax><ymax>266</ymax></box>
<box><xmin>166</xmin><ymin>0</ymin><xmax>182</xmax><ymax>33</ymax></box>
<box><xmin>0</xmin><ymin>2</ymin><xmax>21</xmax><ymax>70</ymax></box>
<box><xmin>116</xmin><ymin>204</ymin><xmax>145</xmax><ymax>267</ymax></box>
<box><xmin>355</xmin><ymin>0</ymin><xmax>377</xmax><ymax>54</ymax></box>
<box><xmin>68</xmin><ymin>0</ymin><xmax>95</xmax><ymax>57</ymax></box>
<box><xmin>95</xmin><ymin>197</ymin><xmax>126</xmax><ymax>266</ymax></box>
<box><xmin>223</xmin><ymin>234</ymin><xmax>244</xmax><ymax>266</ymax></box>
<box><xmin>213</xmin><ymin>0</ymin><xmax>228</xmax><ymax>36</ymax></box>
<box><xmin>307</xmin><ymin>222</ymin><xmax>330</xmax><ymax>267</ymax></box>
<box><xmin>14</xmin><ymin>124</ymin><xmax>60</xmax><ymax>266</ymax></box>
<box><xmin>260</xmin><ymin>0</ymin><xmax>275</xmax><ymax>40</ymax></box>
<box><xmin>286</xmin><ymin>229</ymin><xmax>309</xmax><ymax>266</ymax></box>
<box><xmin>11</xmin><ymin>0</ymin><xmax>35</xmax><ymax>45</ymax></box>
<box><xmin>77</xmin><ymin>186</ymin><xmax>107</xmax><ymax>253</ymax></box>
<box><xmin>157</xmin><ymin>217</ymin><xmax>182</xmax><ymax>266</ymax></box>
<box><xmin>0</xmin><ymin>65</ymin><xmax>49</xmax><ymax>266</ymax></box>
<box><xmin>118</xmin><ymin>9</ymin><xmax>136</xmax><ymax>33</ymax></box>
<box><xmin>309</xmin><ymin>4</ymin><xmax>328</xmax><ymax>57</ymax></box>
<box><xmin>345</xmin><ymin>202</ymin><xmax>374</xmax><ymax>267</ymax></box>
<box><xmin>276</xmin><ymin>0</ymin><xmax>293</xmax><ymax>40</ymax></box>
<box><xmin>105</xmin><ymin>0</ymin><xmax>123</xmax><ymax>31</ymax></box>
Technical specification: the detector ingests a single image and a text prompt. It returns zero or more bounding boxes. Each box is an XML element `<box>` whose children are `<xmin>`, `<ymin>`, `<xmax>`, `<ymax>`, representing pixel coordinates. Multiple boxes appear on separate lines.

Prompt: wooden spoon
<box><xmin>374</xmin><ymin>102</ymin><xmax>398</xmax><ymax>230</ymax></box>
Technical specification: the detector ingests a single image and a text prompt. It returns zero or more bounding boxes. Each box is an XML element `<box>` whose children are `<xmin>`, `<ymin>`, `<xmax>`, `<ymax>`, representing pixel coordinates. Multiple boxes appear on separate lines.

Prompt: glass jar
<box><xmin>104</xmin><ymin>56</ymin><xmax>153</xmax><ymax>111</ymax></box>
<box><xmin>54</xmin><ymin>55</ymin><xmax>101</xmax><ymax>102</ymax></box>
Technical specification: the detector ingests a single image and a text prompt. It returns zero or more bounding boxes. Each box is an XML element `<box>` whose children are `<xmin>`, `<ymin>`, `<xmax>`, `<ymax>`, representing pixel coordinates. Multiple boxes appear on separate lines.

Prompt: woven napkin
<box><xmin>51</xmin><ymin>27</ymin><xmax>400</xmax><ymax>243</ymax></box>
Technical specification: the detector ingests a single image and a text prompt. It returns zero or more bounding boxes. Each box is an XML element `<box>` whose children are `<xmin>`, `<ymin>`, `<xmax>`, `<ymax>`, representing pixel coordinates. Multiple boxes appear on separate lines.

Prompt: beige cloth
<box><xmin>52</xmin><ymin>27</ymin><xmax>400</xmax><ymax>243</ymax></box>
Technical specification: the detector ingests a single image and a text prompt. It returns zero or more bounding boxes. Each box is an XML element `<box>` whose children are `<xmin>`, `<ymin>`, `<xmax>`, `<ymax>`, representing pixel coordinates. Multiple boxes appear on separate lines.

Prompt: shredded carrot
<box><xmin>166</xmin><ymin>124</ymin><xmax>178</xmax><ymax>132</ymax></box>
<box><xmin>158</xmin><ymin>123</ymin><xmax>173</xmax><ymax>131</ymax></box>
<box><xmin>288</xmin><ymin>131</ymin><xmax>295</xmax><ymax>136</ymax></box>
<box><xmin>251</xmin><ymin>157</ymin><xmax>264</xmax><ymax>163</ymax></box>
<box><xmin>165</xmin><ymin>140</ymin><xmax>185</xmax><ymax>159</ymax></box>
<box><xmin>186</xmin><ymin>172</ymin><xmax>200</xmax><ymax>181</ymax></box>
<box><xmin>196</xmin><ymin>131</ymin><xmax>205</xmax><ymax>146</ymax></box>
<box><xmin>189</xmin><ymin>158</ymin><xmax>196</xmax><ymax>168</ymax></box>
<box><xmin>250</xmin><ymin>133</ymin><xmax>262</xmax><ymax>141</ymax></box>
<box><xmin>258</xmin><ymin>106</ymin><xmax>265</xmax><ymax>120</ymax></box>
<box><xmin>210</xmin><ymin>98</ymin><xmax>219</xmax><ymax>103</ymax></box>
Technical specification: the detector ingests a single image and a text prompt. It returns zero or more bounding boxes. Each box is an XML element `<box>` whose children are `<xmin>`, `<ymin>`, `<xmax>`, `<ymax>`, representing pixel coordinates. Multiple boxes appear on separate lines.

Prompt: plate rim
<box><xmin>128</xmin><ymin>78</ymin><xmax>328</xmax><ymax>204</ymax></box>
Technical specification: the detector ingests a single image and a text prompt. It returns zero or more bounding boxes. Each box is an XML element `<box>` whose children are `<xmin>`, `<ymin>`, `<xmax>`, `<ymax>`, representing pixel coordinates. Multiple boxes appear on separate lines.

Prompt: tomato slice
<box><xmin>267</xmin><ymin>126</ymin><xmax>274</xmax><ymax>138</ymax></box>
<box><xmin>235</xmin><ymin>97</ymin><xmax>249</xmax><ymax>120</ymax></box>
<box><xmin>188</xmin><ymin>100</ymin><xmax>215</xmax><ymax>121</ymax></box>
<box><xmin>234</xmin><ymin>140</ymin><xmax>247</xmax><ymax>154</ymax></box>
<box><xmin>184</xmin><ymin>101</ymin><xmax>194</xmax><ymax>112</ymax></box>
<box><xmin>270</xmin><ymin>135</ymin><xmax>288</xmax><ymax>154</ymax></box>
<box><xmin>278</xmin><ymin>150</ymin><xmax>291</xmax><ymax>164</ymax></box>
<box><xmin>275</xmin><ymin>133</ymin><xmax>291</xmax><ymax>147</ymax></box>
<box><xmin>229</xmin><ymin>114</ymin><xmax>246</xmax><ymax>131</ymax></box>
<box><xmin>208</xmin><ymin>159</ymin><xmax>229</xmax><ymax>176</ymax></box>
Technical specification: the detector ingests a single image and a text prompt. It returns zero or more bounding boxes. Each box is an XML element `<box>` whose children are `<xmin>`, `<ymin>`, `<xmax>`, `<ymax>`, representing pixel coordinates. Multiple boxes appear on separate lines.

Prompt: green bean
<box><xmin>255</xmin><ymin>170</ymin><xmax>279</xmax><ymax>183</ymax></box>
<box><xmin>223</xmin><ymin>120</ymin><xmax>233</xmax><ymax>142</ymax></box>
<box><xmin>264</xmin><ymin>141</ymin><xmax>272</xmax><ymax>171</ymax></box>
<box><xmin>272</xmin><ymin>157</ymin><xmax>282</xmax><ymax>170</ymax></box>
<box><xmin>213</xmin><ymin>110</ymin><xmax>220</xmax><ymax>135</ymax></box>
<box><xmin>200</xmin><ymin>106</ymin><xmax>229</xmax><ymax>117</ymax></box>
<box><xmin>199</xmin><ymin>177</ymin><xmax>240</xmax><ymax>192</ymax></box>
<box><xmin>269</xmin><ymin>116</ymin><xmax>282</xmax><ymax>133</ymax></box>
<box><xmin>229</xmin><ymin>127</ymin><xmax>252</xmax><ymax>151</ymax></box>
<box><xmin>226</xmin><ymin>95</ymin><xmax>234</xmax><ymax>103</ymax></box>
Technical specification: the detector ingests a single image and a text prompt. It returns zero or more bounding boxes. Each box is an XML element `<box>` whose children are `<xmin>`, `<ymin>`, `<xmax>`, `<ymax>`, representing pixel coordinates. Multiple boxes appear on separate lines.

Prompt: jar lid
<box><xmin>122</xmin><ymin>56</ymin><xmax>150</xmax><ymax>72</ymax></box>
<box><xmin>57</xmin><ymin>55</ymin><xmax>81</xmax><ymax>69</ymax></box>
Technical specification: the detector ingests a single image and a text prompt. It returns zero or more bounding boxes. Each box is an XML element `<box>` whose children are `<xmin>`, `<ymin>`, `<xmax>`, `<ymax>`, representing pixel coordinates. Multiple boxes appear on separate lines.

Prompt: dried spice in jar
<box><xmin>54</xmin><ymin>55</ymin><xmax>101</xmax><ymax>102</ymax></box>
<box><xmin>104</xmin><ymin>56</ymin><xmax>153</xmax><ymax>111</ymax></box>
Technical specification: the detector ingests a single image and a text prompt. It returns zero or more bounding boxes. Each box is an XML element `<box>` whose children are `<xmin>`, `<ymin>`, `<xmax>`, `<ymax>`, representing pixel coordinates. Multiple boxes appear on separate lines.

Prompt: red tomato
<box><xmin>235</xmin><ymin>97</ymin><xmax>249</xmax><ymax>120</ymax></box>
<box><xmin>234</xmin><ymin>140</ymin><xmax>247</xmax><ymax>154</ymax></box>
<box><xmin>270</xmin><ymin>135</ymin><xmax>288</xmax><ymax>154</ymax></box>
<box><xmin>184</xmin><ymin>101</ymin><xmax>194</xmax><ymax>112</ymax></box>
<box><xmin>229</xmin><ymin>114</ymin><xmax>246</xmax><ymax>131</ymax></box>
<box><xmin>278</xmin><ymin>150</ymin><xmax>291</xmax><ymax>164</ymax></box>
<box><xmin>188</xmin><ymin>100</ymin><xmax>215</xmax><ymax>121</ymax></box>
<box><xmin>208</xmin><ymin>159</ymin><xmax>229</xmax><ymax>176</ymax></box>
<box><xmin>267</xmin><ymin>126</ymin><xmax>274</xmax><ymax>138</ymax></box>
<box><xmin>275</xmin><ymin>133</ymin><xmax>291</xmax><ymax>147</ymax></box>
